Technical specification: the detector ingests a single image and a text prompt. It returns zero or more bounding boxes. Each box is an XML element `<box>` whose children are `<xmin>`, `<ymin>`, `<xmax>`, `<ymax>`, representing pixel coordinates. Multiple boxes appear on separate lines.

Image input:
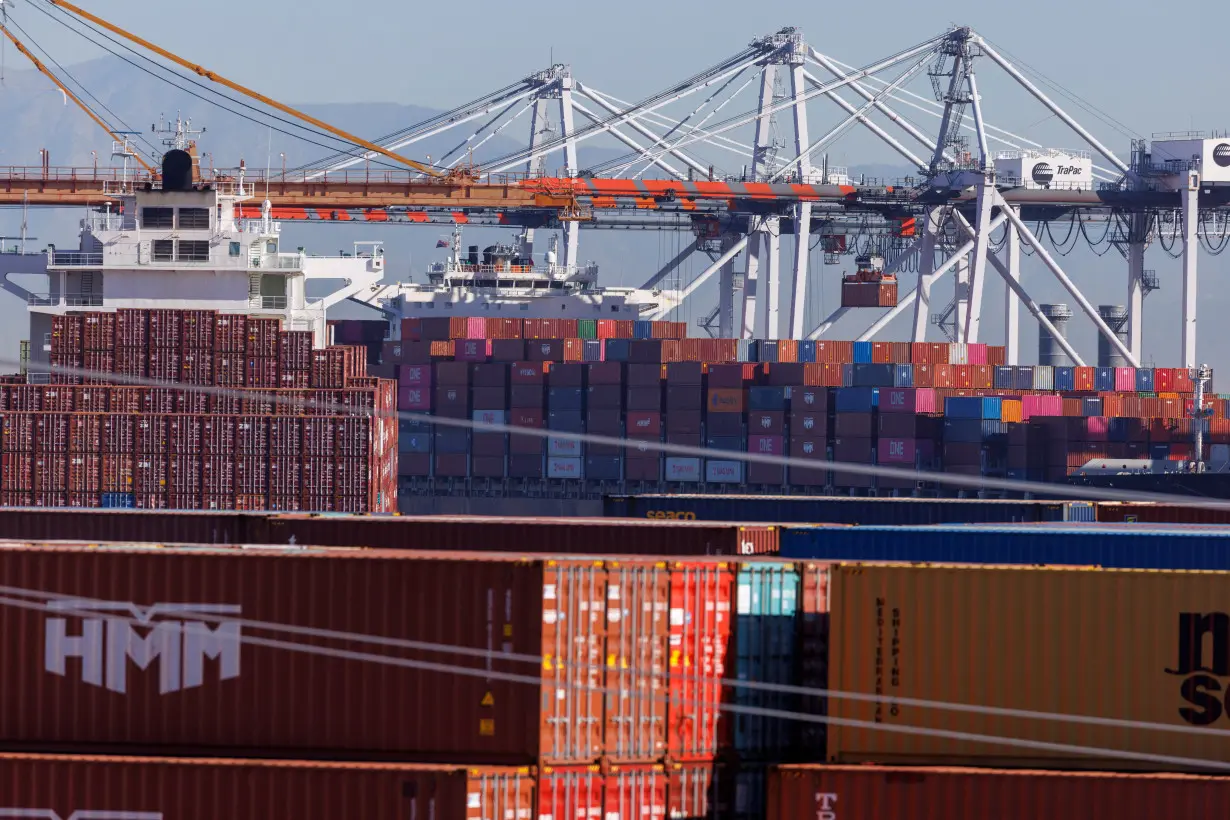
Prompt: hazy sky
<box><xmin>3</xmin><ymin>0</ymin><xmax>1229</xmax><ymax>371</ymax></box>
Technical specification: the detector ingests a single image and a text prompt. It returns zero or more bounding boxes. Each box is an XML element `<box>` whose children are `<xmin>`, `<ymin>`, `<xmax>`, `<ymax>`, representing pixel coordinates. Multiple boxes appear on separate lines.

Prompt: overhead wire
<box><xmin>6</xmin><ymin>582</ymin><xmax>1230</xmax><ymax>773</ymax></box>
<box><xmin>2</xmin><ymin>14</ymin><xmax>160</xmax><ymax>162</ymax></box>
<box><xmin>25</xmin><ymin>0</ymin><xmax>406</xmax><ymax>170</ymax></box>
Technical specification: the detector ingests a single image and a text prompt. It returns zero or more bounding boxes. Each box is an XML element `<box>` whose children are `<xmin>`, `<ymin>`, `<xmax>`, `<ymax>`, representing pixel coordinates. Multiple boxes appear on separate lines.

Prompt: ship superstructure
<box><xmin>358</xmin><ymin>225</ymin><xmax>666</xmax><ymax>334</ymax></box>
<box><xmin>1</xmin><ymin>122</ymin><xmax>388</xmax><ymax>372</ymax></box>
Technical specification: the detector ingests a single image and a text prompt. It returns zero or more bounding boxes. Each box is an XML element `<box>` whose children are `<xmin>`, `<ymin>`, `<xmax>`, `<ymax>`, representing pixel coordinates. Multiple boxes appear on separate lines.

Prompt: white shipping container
<box><xmin>705</xmin><ymin>460</ymin><xmax>744</xmax><ymax>484</ymax></box>
<box><xmin>1032</xmin><ymin>365</ymin><xmax>1054</xmax><ymax>391</ymax></box>
<box><xmin>546</xmin><ymin>457</ymin><xmax>584</xmax><ymax>479</ymax></box>
<box><xmin>548</xmin><ymin>437</ymin><xmax>583</xmax><ymax>457</ymax></box>
<box><xmin>948</xmin><ymin>343</ymin><xmax>969</xmax><ymax>365</ymax></box>
<box><xmin>664</xmin><ymin>457</ymin><xmax>702</xmax><ymax>482</ymax></box>
<box><xmin>472</xmin><ymin>409</ymin><xmax>507</xmax><ymax>426</ymax></box>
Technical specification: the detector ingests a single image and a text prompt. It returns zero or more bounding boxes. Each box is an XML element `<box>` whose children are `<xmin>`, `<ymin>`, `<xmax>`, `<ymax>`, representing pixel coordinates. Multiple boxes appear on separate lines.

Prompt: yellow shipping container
<box><xmin>827</xmin><ymin>563</ymin><xmax>1230</xmax><ymax>770</ymax></box>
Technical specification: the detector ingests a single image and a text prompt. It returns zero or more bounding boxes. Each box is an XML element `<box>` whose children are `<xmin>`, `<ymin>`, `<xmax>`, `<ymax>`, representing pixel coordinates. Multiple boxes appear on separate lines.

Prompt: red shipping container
<box><xmin>213</xmin><ymin>313</ymin><xmax>247</xmax><ymax>353</ymax></box>
<box><xmin>486</xmin><ymin>317</ymin><xmax>523</xmax><ymax>339</ymax></box>
<box><xmin>246</xmin><ymin>317</ymin><xmax>282</xmax><ymax>357</ymax></box>
<box><xmin>336</xmin><ymin>417</ymin><xmax>373</xmax><ymax>457</ymax></box>
<box><xmin>668</xmin><ymin>564</ymin><xmax>733</xmax><ymax>760</ymax></box>
<box><xmin>148</xmin><ymin>348</ymin><xmax>180</xmax><ymax>383</ymax></box>
<box><xmin>133</xmin><ymin>454</ymin><xmax>168</xmax><ymax>493</ymax></box>
<box><xmin>269</xmin><ymin>417</ymin><xmax>303</xmax><ymax>456</ymax></box>
<box><xmin>83</xmin><ymin>312</ymin><xmax>116</xmax><ymax>350</ymax></box>
<box><xmin>768</xmin><ymin>764</ymin><xmax>1230</xmax><ymax>820</ymax></box>
<box><xmin>180</xmin><ymin>309</ymin><xmax>216</xmax><ymax>350</ymax></box>
<box><xmin>246</xmin><ymin>357</ymin><xmax>280</xmax><ymax>388</ymax></box>
<box><xmin>100</xmin><ymin>454</ymin><xmax>134</xmax><ymax>492</ymax></box>
<box><xmin>201</xmin><ymin>416</ymin><xmax>236</xmax><ymax>456</ymax></box>
<box><xmin>3</xmin><ymin>414</ymin><xmax>35</xmax><ymax>453</ymax></box>
<box><xmin>2</xmin><ymin>453</ymin><xmax>33</xmax><ymax>491</ymax></box>
<box><xmin>180</xmin><ymin>350</ymin><xmax>215</xmax><ymax>385</ymax></box>
<box><xmin>50</xmin><ymin>314</ymin><xmax>84</xmax><ymax>354</ymax></box>
<box><xmin>81</xmin><ymin>349</ymin><xmax>113</xmax><ymax>381</ymax></box>
<box><xmin>236</xmin><ymin>416</ymin><xmax>269</xmax><ymax>456</ymax></box>
<box><xmin>134</xmin><ymin>416</ymin><xmax>167</xmax><ymax>454</ymax></box>
<box><xmin>278</xmin><ymin>330</ymin><xmax>314</xmax><ymax>372</ymax></box>
<box><xmin>175</xmin><ymin>388</ymin><xmax>209</xmax><ymax>415</ymax></box>
<box><xmin>66</xmin><ymin>452</ymin><xmax>99</xmax><ymax>491</ymax></box>
<box><xmin>100</xmin><ymin>416</ymin><xmax>133</xmax><ymax>455</ymax></box>
<box><xmin>235</xmin><ymin>454</ymin><xmax>268</xmax><ymax>495</ymax></box>
<box><xmin>68</xmin><ymin>415</ymin><xmax>102</xmax><ymax>453</ymax></box>
<box><xmin>269</xmin><ymin>456</ymin><xmax>302</xmax><ymax>497</ymax></box>
<box><xmin>113</xmin><ymin>348</ymin><xmax>147</xmax><ymax>381</ymax></box>
<box><xmin>747</xmin><ymin>410</ymin><xmax>786</xmax><ymax>435</ymax></box>
<box><xmin>8</xmin><ymin>385</ymin><xmax>41</xmax><ymax>412</ymax></box>
<box><xmin>168</xmin><ymin>454</ymin><xmax>202</xmax><ymax>495</ymax></box>
<box><xmin>39</xmin><ymin>386</ymin><xmax>73</xmax><ymax>413</ymax></box>
<box><xmin>115</xmin><ymin>308</ymin><xmax>148</xmax><ymax>349</ymax></box>
<box><xmin>213</xmin><ymin>353</ymin><xmax>245</xmax><ymax>388</ymax></box>
<box><xmin>147</xmin><ymin>309</ymin><xmax>182</xmax><ymax>348</ymax></box>
<box><xmin>34</xmin><ymin>414</ymin><xmax>70</xmax><ymax>452</ymax></box>
<box><xmin>302</xmin><ymin>417</ymin><xmax>337</xmax><ymax>457</ymax></box>
<box><xmin>32</xmin><ymin>491</ymin><xmax>69</xmax><ymax>507</ymax></box>
<box><xmin>141</xmin><ymin>387</ymin><xmax>177</xmax><ymax>415</ymax></box>
<box><xmin>625</xmin><ymin>411</ymin><xmax>662</xmax><ymax>438</ymax></box>
<box><xmin>202</xmin><ymin>454</ymin><xmax>236</xmax><ymax>496</ymax></box>
<box><xmin>302</xmin><ymin>457</ymin><xmax>335</xmax><ymax>496</ymax></box>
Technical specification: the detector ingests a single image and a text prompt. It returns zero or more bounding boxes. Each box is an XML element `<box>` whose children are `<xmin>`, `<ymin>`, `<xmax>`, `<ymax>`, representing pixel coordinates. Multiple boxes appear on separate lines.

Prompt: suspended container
<box><xmin>840</xmin><ymin>255</ymin><xmax>897</xmax><ymax>308</ymax></box>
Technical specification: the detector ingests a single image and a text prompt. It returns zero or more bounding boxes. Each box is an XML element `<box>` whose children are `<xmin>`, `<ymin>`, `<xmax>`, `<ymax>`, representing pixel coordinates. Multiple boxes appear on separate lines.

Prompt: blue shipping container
<box><xmin>834</xmin><ymin>387</ymin><xmax>877</xmax><ymax>413</ymax></box>
<box><xmin>1094</xmin><ymin>367</ymin><xmax>1116</xmax><ymax>391</ymax></box>
<box><xmin>798</xmin><ymin>340</ymin><xmax>817</xmax><ymax>363</ymax></box>
<box><xmin>841</xmin><ymin>363</ymin><xmax>854</xmax><ymax>387</ymax></box>
<box><xmin>735</xmin><ymin>563</ymin><xmax>799</xmax><ymax>757</ymax></box>
<box><xmin>705</xmin><ymin>436</ymin><xmax>744</xmax><ymax>452</ymax></box>
<box><xmin>945</xmin><ymin>396</ymin><xmax>1002</xmax><ymax>420</ymax></box>
<box><xmin>547</xmin><ymin>410</ymin><xmax>584</xmax><ymax>433</ymax></box>
<box><xmin>1082</xmin><ymin>397</ymin><xmax>1103</xmax><ymax>417</ymax></box>
<box><xmin>893</xmin><ymin>364</ymin><xmax>914</xmax><ymax>388</ymax></box>
<box><xmin>779</xmin><ymin>523</ymin><xmax>1230</xmax><ymax>570</ymax></box>
<box><xmin>850</xmin><ymin>363</ymin><xmax>895</xmax><ymax>388</ymax></box>
<box><xmin>602</xmin><ymin>495</ymin><xmax>1078</xmax><ymax>524</ymax></box>
<box><xmin>1012</xmin><ymin>366</ymin><xmax>1034</xmax><ymax>391</ymax></box>
<box><xmin>605</xmin><ymin>339</ymin><xmax>631</xmax><ymax>362</ymax></box>
<box><xmin>1136</xmin><ymin>368</ymin><xmax>1155</xmax><ymax>392</ymax></box>
<box><xmin>435</xmin><ymin>429</ymin><xmax>469</xmax><ymax>454</ymax></box>
<box><xmin>1055</xmin><ymin>367</ymin><xmax>1076</xmax><ymax>391</ymax></box>
<box><xmin>400</xmin><ymin>432</ymin><xmax>432</xmax><ymax>453</ymax></box>
<box><xmin>633</xmin><ymin>320</ymin><xmax>653</xmax><ymax>340</ymax></box>
<box><xmin>101</xmin><ymin>492</ymin><xmax>135</xmax><ymax>509</ymax></box>
<box><xmin>582</xmin><ymin>340</ymin><xmax>603</xmax><ymax>362</ymax></box>
<box><xmin>759</xmin><ymin>341</ymin><xmax>779</xmax><ymax>363</ymax></box>
<box><xmin>993</xmin><ymin>366</ymin><xmax>1013</xmax><ymax>389</ymax></box>
<box><xmin>748</xmin><ymin>386</ymin><xmax>792</xmax><ymax>411</ymax></box>
<box><xmin>943</xmin><ymin>417</ymin><xmax>1000</xmax><ymax>443</ymax></box>
<box><xmin>852</xmin><ymin>341</ymin><xmax>873</xmax><ymax>363</ymax></box>
<box><xmin>585</xmin><ymin>456</ymin><xmax>622</xmax><ymax>481</ymax></box>
<box><xmin>547</xmin><ymin>388</ymin><xmax>584</xmax><ymax>411</ymax></box>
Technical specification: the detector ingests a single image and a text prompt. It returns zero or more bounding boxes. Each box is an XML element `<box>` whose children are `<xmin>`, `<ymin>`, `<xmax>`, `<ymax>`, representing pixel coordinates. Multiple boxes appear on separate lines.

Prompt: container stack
<box><xmin>366</xmin><ymin>321</ymin><xmax>1221</xmax><ymax>498</ymax></box>
<box><xmin>2</xmin><ymin>309</ymin><xmax>398</xmax><ymax>511</ymax></box>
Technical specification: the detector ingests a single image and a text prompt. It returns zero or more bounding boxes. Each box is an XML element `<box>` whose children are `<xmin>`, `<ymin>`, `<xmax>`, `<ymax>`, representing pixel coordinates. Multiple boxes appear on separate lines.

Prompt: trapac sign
<box><xmin>44</xmin><ymin>599</ymin><xmax>242</xmax><ymax>695</ymax></box>
<box><xmin>813</xmin><ymin>792</ymin><xmax>839</xmax><ymax>820</ymax></box>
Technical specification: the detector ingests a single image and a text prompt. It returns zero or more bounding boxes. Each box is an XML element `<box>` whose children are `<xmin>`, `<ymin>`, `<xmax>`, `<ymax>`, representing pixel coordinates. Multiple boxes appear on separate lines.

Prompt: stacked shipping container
<box><xmin>8</xmin><ymin>309</ymin><xmax>398</xmax><ymax>512</ymax></box>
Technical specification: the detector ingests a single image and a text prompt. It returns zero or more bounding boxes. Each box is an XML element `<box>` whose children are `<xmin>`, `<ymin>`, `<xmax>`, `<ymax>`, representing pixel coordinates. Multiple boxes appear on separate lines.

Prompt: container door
<box><xmin>606</xmin><ymin>765</ymin><xmax>668</xmax><ymax>820</ymax></box>
<box><xmin>541</xmin><ymin>562</ymin><xmax>606</xmax><ymax>763</ymax></box>
<box><xmin>668</xmin><ymin>562</ymin><xmax>734</xmax><ymax>760</ymax></box>
<box><xmin>537</xmin><ymin>766</ymin><xmax>604</xmax><ymax>820</ymax></box>
<box><xmin>798</xmin><ymin>563</ymin><xmax>832</xmax><ymax>755</ymax></box>
<box><xmin>603</xmin><ymin>563</ymin><xmax>669</xmax><ymax>762</ymax></box>
<box><xmin>735</xmin><ymin>562</ymin><xmax>799</xmax><ymax>759</ymax></box>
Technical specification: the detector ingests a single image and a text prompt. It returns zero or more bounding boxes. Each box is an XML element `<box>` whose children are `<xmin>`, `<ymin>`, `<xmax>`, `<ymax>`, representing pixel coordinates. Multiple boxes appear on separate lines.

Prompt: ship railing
<box><xmin>249</xmin><ymin>295</ymin><xmax>289</xmax><ymax>309</ymax></box>
<box><xmin>49</xmin><ymin>251</ymin><xmax>104</xmax><ymax>267</ymax></box>
<box><xmin>85</xmin><ymin>214</ymin><xmax>137</xmax><ymax>233</ymax></box>
<box><xmin>26</xmin><ymin>293</ymin><xmax>103</xmax><ymax>307</ymax></box>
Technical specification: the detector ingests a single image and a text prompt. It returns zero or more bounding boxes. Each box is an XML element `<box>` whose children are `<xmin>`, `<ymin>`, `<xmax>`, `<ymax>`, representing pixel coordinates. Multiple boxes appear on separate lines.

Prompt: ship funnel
<box><xmin>161</xmin><ymin>149</ymin><xmax>193</xmax><ymax>192</ymax></box>
<box><xmin>1097</xmin><ymin>305</ymin><xmax>1130</xmax><ymax>368</ymax></box>
<box><xmin>1038</xmin><ymin>304</ymin><xmax>1073</xmax><ymax>367</ymax></box>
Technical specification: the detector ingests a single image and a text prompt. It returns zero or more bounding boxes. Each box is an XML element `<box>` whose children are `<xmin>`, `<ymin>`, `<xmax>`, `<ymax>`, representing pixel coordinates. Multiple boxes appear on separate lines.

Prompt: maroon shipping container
<box><xmin>269</xmin><ymin>417</ymin><xmax>303</xmax><ymax>457</ymax></box>
<box><xmin>101</xmin><ymin>416</ymin><xmax>134</xmax><ymax>455</ymax></box>
<box><xmin>180</xmin><ymin>351</ymin><xmax>214</xmax><ymax>385</ymax></box>
<box><xmin>9</xmin><ymin>385</ymin><xmax>40</xmax><ymax>412</ymax></box>
<box><xmin>767</xmin><ymin>764</ymin><xmax>1230</xmax><ymax>820</ymax></box>
<box><xmin>2</xmin><ymin>453</ymin><xmax>33</xmax><ymax>491</ymax></box>
<box><xmin>705</xmin><ymin>412</ymin><xmax>743</xmax><ymax>438</ymax></box>
<box><xmin>747</xmin><ymin>410</ymin><xmax>786</xmax><ymax>436</ymax></box>
<box><xmin>69</xmin><ymin>415</ymin><xmax>102</xmax><ymax>454</ymax></box>
<box><xmin>100</xmin><ymin>455</ymin><xmax>134</xmax><ymax>493</ymax></box>
<box><xmin>83</xmin><ymin>312</ymin><xmax>116</xmax><ymax>350</ymax></box>
<box><xmin>34</xmin><ymin>414</ymin><xmax>69</xmax><ymax>452</ymax></box>
<box><xmin>167</xmin><ymin>416</ymin><xmax>202</xmax><ymax>455</ymax></box>
<box><xmin>833</xmin><ymin>412</ymin><xmax>874</xmax><ymax>437</ymax></box>
<box><xmin>491</xmin><ymin>338</ymin><xmax>526</xmax><ymax>362</ymax></box>
<box><xmin>134</xmin><ymin>416</ymin><xmax>168</xmax><ymax>454</ymax></box>
<box><xmin>40</xmin><ymin>387</ymin><xmax>73</xmax><ymax>413</ymax></box>
<box><xmin>278</xmin><ymin>330</ymin><xmax>314</xmax><ymax>372</ymax></box>
<box><xmin>791</xmin><ymin>387</ymin><xmax>830</xmax><ymax>412</ymax></box>
<box><xmin>789</xmin><ymin>412</ymin><xmax>826</xmax><ymax>436</ymax></box>
<box><xmin>213</xmin><ymin>314</ymin><xmax>247</xmax><ymax>353</ymax></box>
<box><xmin>148</xmin><ymin>348</ymin><xmax>180</xmax><ymax>383</ymax></box>
<box><xmin>0</xmin><ymin>753</ymin><xmax>536</xmax><ymax>820</ymax></box>
<box><xmin>586</xmin><ymin>385</ymin><xmax>622</xmax><ymax>408</ymax></box>
<box><xmin>625</xmin><ymin>456</ymin><xmax>660</xmax><ymax>481</ymax></box>
<box><xmin>236</xmin><ymin>416</ymin><xmax>269</xmax><ymax>456</ymax></box>
<box><xmin>133</xmin><ymin>454</ymin><xmax>168</xmax><ymax>494</ymax></box>
<box><xmin>546</xmin><ymin>362</ymin><xmax>584</xmax><ymax>387</ymax></box>
<box><xmin>202</xmin><ymin>454</ymin><xmax>235</xmax><ymax>496</ymax></box>
<box><xmin>626</xmin><ymin>387</ymin><xmax>661</xmax><ymax>412</ymax></box>
<box><xmin>167</xmin><ymin>454</ymin><xmax>201</xmax><ymax>495</ymax></box>
<box><xmin>526</xmin><ymin>339</ymin><xmax>564</xmax><ymax>362</ymax></box>
<box><xmin>115</xmin><ymin>308</ymin><xmax>148</xmax><ymax>349</ymax></box>
<box><xmin>246</xmin><ymin>317</ymin><xmax>281</xmax><ymax>358</ymax></box>
<box><xmin>666</xmin><ymin>409</ymin><xmax>703</xmax><ymax>435</ymax></box>
<box><xmin>180</xmin><ymin>309</ymin><xmax>216</xmax><ymax>350</ymax></box>
<box><xmin>665</xmin><ymin>386</ymin><xmax>702</xmax><ymax>411</ymax></box>
<box><xmin>586</xmin><ymin>361</ymin><xmax>623</xmax><ymax>385</ymax></box>
<box><xmin>147</xmin><ymin>309</ymin><xmax>182</xmax><ymax>348</ymax></box>
<box><xmin>73</xmin><ymin>386</ymin><xmax>110</xmax><ymax>413</ymax></box>
<box><xmin>201</xmin><ymin>417</ymin><xmax>236</xmax><ymax>456</ymax></box>
<box><xmin>246</xmin><ymin>357</ymin><xmax>280</xmax><ymax>389</ymax></box>
<box><xmin>626</xmin><ymin>411</ymin><xmax>662</xmax><ymax>438</ymax></box>
<box><xmin>235</xmin><ymin>454</ymin><xmax>267</xmax><ymax>495</ymax></box>
<box><xmin>213</xmin><ymin>353</ymin><xmax>245</xmax><ymax>388</ymax></box>
<box><xmin>142</xmin><ymin>387</ymin><xmax>177</xmax><ymax>415</ymax></box>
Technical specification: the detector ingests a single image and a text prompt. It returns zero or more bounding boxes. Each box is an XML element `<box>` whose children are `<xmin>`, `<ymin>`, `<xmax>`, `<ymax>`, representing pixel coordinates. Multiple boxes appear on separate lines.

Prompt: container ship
<box><xmin>0</xmin><ymin>141</ymin><xmax>398</xmax><ymax>512</ymax></box>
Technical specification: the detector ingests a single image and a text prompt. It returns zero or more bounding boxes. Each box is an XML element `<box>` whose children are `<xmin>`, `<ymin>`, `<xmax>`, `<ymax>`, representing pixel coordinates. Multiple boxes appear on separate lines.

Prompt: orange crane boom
<box><xmin>0</xmin><ymin>17</ymin><xmax>154</xmax><ymax>173</ymax></box>
<box><xmin>46</xmin><ymin>0</ymin><xmax>447</xmax><ymax>180</ymax></box>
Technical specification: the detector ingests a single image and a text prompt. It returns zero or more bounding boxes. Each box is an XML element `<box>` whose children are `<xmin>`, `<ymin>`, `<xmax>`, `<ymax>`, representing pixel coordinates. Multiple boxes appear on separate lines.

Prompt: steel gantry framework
<box><xmin>2</xmin><ymin>8</ymin><xmax>1230</xmax><ymax>366</ymax></box>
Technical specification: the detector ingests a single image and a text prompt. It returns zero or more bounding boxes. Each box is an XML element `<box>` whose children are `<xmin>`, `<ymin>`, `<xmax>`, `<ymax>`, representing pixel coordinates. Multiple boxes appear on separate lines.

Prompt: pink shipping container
<box><xmin>465</xmin><ymin>316</ymin><xmax>486</xmax><ymax>338</ymax></box>
<box><xmin>398</xmin><ymin>385</ymin><xmax>431</xmax><ymax>410</ymax></box>
<box><xmin>1115</xmin><ymin>367</ymin><xmax>1137</xmax><ymax>392</ymax></box>
<box><xmin>454</xmin><ymin>338</ymin><xmax>491</xmax><ymax>362</ymax></box>
<box><xmin>967</xmin><ymin>343</ymin><xmax>988</xmax><ymax>365</ymax></box>
<box><xmin>878</xmin><ymin>437</ymin><xmax>921</xmax><ymax>463</ymax></box>
<box><xmin>1022</xmin><ymin>394</ymin><xmax>1064</xmax><ymax>419</ymax></box>
<box><xmin>1084</xmin><ymin>416</ymin><xmax>1110</xmax><ymax>441</ymax></box>
<box><xmin>878</xmin><ymin>387</ymin><xmax>937</xmax><ymax>414</ymax></box>
<box><xmin>399</xmin><ymin>363</ymin><xmax>434</xmax><ymax>387</ymax></box>
<box><xmin>747</xmin><ymin>434</ymin><xmax>785</xmax><ymax>456</ymax></box>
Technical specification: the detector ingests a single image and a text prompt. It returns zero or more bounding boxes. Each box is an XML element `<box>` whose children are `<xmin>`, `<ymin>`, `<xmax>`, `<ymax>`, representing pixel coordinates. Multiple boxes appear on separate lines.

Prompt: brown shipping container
<box><xmin>0</xmin><ymin>753</ymin><xmax>535</xmax><ymax>820</ymax></box>
<box><xmin>827</xmin><ymin>563</ymin><xmax>1230</xmax><ymax>770</ymax></box>
<box><xmin>767</xmin><ymin>765</ymin><xmax>1230</xmax><ymax>820</ymax></box>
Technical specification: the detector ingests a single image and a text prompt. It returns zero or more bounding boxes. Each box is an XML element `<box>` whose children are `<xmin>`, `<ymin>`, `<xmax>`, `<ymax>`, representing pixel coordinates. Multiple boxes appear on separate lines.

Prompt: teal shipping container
<box><xmin>735</xmin><ymin>562</ymin><xmax>800</xmax><ymax>758</ymax></box>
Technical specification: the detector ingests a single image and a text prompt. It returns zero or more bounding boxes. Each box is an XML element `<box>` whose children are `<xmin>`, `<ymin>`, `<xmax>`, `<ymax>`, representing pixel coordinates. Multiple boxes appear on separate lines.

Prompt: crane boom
<box><xmin>46</xmin><ymin>0</ymin><xmax>446</xmax><ymax>179</ymax></box>
<box><xmin>0</xmin><ymin>17</ymin><xmax>154</xmax><ymax>172</ymax></box>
